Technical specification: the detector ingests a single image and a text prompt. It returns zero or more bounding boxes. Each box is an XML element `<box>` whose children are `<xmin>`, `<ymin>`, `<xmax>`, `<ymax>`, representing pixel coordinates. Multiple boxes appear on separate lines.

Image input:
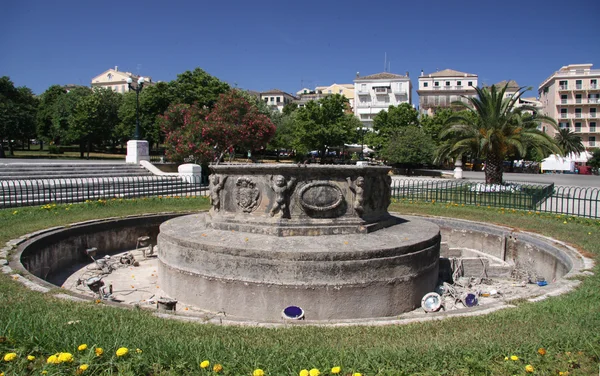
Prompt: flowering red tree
<box><xmin>160</xmin><ymin>90</ymin><xmax>276</xmax><ymax>164</ymax></box>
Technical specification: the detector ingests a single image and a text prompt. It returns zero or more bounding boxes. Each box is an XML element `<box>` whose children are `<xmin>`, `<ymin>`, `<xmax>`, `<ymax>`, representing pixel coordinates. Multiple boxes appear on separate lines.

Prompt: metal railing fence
<box><xmin>0</xmin><ymin>176</ymin><xmax>208</xmax><ymax>209</ymax></box>
<box><xmin>391</xmin><ymin>179</ymin><xmax>599</xmax><ymax>219</ymax></box>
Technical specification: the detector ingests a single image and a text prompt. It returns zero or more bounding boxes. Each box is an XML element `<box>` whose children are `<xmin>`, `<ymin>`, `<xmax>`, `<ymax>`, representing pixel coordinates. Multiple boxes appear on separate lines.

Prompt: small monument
<box><xmin>158</xmin><ymin>164</ymin><xmax>440</xmax><ymax>321</ymax></box>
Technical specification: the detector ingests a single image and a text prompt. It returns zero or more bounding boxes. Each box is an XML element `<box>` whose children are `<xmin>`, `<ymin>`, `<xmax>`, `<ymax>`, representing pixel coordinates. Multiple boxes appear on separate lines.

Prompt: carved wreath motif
<box><xmin>298</xmin><ymin>182</ymin><xmax>343</xmax><ymax>212</ymax></box>
<box><xmin>235</xmin><ymin>177</ymin><xmax>260</xmax><ymax>213</ymax></box>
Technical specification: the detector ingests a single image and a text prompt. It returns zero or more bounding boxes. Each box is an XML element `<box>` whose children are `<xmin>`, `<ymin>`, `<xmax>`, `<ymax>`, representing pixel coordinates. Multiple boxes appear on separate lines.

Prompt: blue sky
<box><xmin>2</xmin><ymin>0</ymin><xmax>599</xmax><ymax>102</ymax></box>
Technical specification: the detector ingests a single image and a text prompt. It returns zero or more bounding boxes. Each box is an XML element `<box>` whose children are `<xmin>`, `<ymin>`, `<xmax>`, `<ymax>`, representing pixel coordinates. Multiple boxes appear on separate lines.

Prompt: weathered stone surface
<box><xmin>0</xmin><ymin>258</ymin><xmax>7</xmax><ymax>266</ymax></box>
<box><xmin>1</xmin><ymin>265</ymin><xmax>12</xmax><ymax>274</ymax></box>
<box><xmin>207</xmin><ymin>164</ymin><xmax>393</xmax><ymax>236</ymax></box>
<box><xmin>158</xmin><ymin>212</ymin><xmax>440</xmax><ymax>321</ymax></box>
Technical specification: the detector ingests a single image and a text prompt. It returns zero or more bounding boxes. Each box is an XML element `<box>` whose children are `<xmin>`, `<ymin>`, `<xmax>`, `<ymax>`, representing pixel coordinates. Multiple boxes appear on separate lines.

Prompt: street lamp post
<box><xmin>125</xmin><ymin>76</ymin><xmax>149</xmax><ymax>164</ymax></box>
<box><xmin>127</xmin><ymin>77</ymin><xmax>145</xmax><ymax>140</ymax></box>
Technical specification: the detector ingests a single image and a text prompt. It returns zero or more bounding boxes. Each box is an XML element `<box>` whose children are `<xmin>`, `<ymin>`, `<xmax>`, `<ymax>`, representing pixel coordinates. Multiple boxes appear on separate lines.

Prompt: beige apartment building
<box><xmin>417</xmin><ymin>69</ymin><xmax>478</xmax><ymax>115</ymax></box>
<box><xmin>295</xmin><ymin>83</ymin><xmax>355</xmax><ymax>109</ymax></box>
<box><xmin>91</xmin><ymin>66</ymin><xmax>153</xmax><ymax>93</ymax></box>
<box><xmin>538</xmin><ymin>64</ymin><xmax>600</xmax><ymax>149</ymax></box>
<box><xmin>492</xmin><ymin>80</ymin><xmax>543</xmax><ymax>113</ymax></box>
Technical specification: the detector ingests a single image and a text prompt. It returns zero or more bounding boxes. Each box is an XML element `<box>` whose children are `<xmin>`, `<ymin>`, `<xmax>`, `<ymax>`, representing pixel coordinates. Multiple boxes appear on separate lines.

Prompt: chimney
<box><xmin>420</xmin><ymin>69</ymin><xmax>424</xmax><ymax>77</ymax></box>
<box><xmin>356</xmin><ymin>72</ymin><xmax>360</xmax><ymax>78</ymax></box>
<box><xmin>115</xmin><ymin>66</ymin><xmax>118</xmax><ymax>72</ymax></box>
<box><xmin>406</xmin><ymin>71</ymin><xmax>409</xmax><ymax>77</ymax></box>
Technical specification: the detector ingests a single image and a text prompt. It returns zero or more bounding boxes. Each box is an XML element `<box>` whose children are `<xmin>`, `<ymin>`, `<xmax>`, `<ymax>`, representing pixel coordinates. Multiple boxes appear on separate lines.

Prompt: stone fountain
<box><xmin>157</xmin><ymin>164</ymin><xmax>440</xmax><ymax>321</ymax></box>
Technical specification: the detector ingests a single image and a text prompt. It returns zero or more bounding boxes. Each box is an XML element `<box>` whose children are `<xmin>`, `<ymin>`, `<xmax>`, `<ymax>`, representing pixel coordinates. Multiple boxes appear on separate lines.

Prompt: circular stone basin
<box><xmin>8</xmin><ymin>213</ymin><xmax>593</xmax><ymax>326</ymax></box>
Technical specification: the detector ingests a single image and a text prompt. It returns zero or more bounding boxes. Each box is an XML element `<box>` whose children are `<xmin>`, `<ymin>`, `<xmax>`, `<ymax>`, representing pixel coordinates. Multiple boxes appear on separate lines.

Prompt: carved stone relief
<box><xmin>235</xmin><ymin>177</ymin><xmax>260</xmax><ymax>213</ymax></box>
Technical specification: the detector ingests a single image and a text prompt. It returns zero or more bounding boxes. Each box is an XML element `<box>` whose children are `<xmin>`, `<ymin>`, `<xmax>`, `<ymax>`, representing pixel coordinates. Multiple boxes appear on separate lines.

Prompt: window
<box><xmin>328</xmin><ymin>90</ymin><xmax>332</xmax><ymax>94</ymax></box>
<box><xmin>590</xmin><ymin>122</ymin><xmax>597</xmax><ymax>132</ymax></box>
<box><xmin>468</xmin><ymin>81</ymin><xmax>473</xmax><ymax>86</ymax></box>
<box><xmin>559</xmin><ymin>80</ymin><xmax>568</xmax><ymax>90</ymax></box>
<box><xmin>591</xmin><ymin>108</ymin><xmax>597</xmax><ymax>118</ymax></box>
<box><xmin>576</xmin><ymin>94</ymin><xmax>582</xmax><ymax>104</ymax></box>
<box><xmin>559</xmin><ymin>122</ymin><xmax>569</xmax><ymax>129</ymax></box>
<box><xmin>457</xmin><ymin>81</ymin><xmax>462</xmax><ymax>86</ymax></box>
<box><xmin>561</xmin><ymin>94</ymin><xmax>568</xmax><ymax>104</ymax></box>
<box><xmin>276</xmin><ymin>97</ymin><xmax>281</xmax><ymax>103</ymax></box>
<box><xmin>445</xmin><ymin>81</ymin><xmax>450</xmax><ymax>86</ymax></box>
<box><xmin>576</xmin><ymin>80</ymin><xmax>582</xmax><ymax>89</ymax></box>
<box><xmin>575</xmin><ymin>122</ymin><xmax>581</xmax><ymax>132</ymax></box>
<box><xmin>591</xmin><ymin>79</ymin><xmax>598</xmax><ymax>89</ymax></box>
<box><xmin>560</xmin><ymin>108</ymin><xmax>568</xmax><ymax>118</ymax></box>
<box><xmin>339</xmin><ymin>89</ymin><xmax>343</xmax><ymax>94</ymax></box>
<box><xmin>361</xmin><ymin>84</ymin><xmax>366</xmax><ymax>92</ymax></box>
<box><xmin>434</xmin><ymin>81</ymin><xmax>439</xmax><ymax>87</ymax></box>
<box><xmin>575</xmin><ymin>108</ymin><xmax>582</xmax><ymax>118</ymax></box>
<box><xmin>590</xmin><ymin>136</ymin><xmax>596</xmax><ymax>147</ymax></box>
<box><xmin>424</xmin><ymin>82</ymin><xmax>428</xmax><ymax>87</ymax></box>
<box><xmin>270</xmin><ymin>97</ymin><xmax>274</xmax><ymax>102</ymax></box>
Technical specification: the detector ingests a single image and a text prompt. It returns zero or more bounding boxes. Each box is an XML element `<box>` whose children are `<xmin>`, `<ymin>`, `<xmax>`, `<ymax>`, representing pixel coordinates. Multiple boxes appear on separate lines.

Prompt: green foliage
<box><xmin>168</xmin><ymin>67</ymin><xmax>230</xmax><ymax>108</ymax></box>
<box><xmin>36</xmin><ymin>85</ymin><xmax>67</xmax><ymax>143</ymax></box>
<box><xmin>436</xmin><ymin>84</ymin><xmax>562</xmax><ymax>184</ymax></box>
<box><xmin>269</xmin><ymin>111</ymin><xmax>296</xmax><ymax>152</ymax></box>
<box><xmin>293</xmin><ymin>94</ymin><xmax>358</xmax><ymax>157</ymax></box>
<box><xmin>372</xmin><ymin>103</ymin><xmax>419</xmax><ymax>147</ymax></box>
<box><xmin>554</xmin><ymin>128</ymin><xmax>585</xmax><ymax>157</ymax></box>
<box><xmin>380</xmin><ymin>126</ymin><xmax>434</xmax><ymax>165</ymax></box>
<box><xmin>282</xmin><ymin>102</ymin><xmax>298</xmax><ymax>116</ymax></box>
<box><xmin>51</xmin><ymin>86</ymin><xmax>93</xmax><ymax>146</ymax></box>
<box><xmin>588</xmin><ymin>148</ymin><xmax>600</xmax><ymax>173</ymax></box>
<box><xmin>0</xmin><ymin>76</ymin><xmax>38</xmax><ymax>157</ymax></box>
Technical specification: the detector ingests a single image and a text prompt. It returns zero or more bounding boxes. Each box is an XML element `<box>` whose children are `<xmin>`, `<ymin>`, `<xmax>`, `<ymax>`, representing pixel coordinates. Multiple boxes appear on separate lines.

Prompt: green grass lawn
<box><xmin>0</xmin><ymin>198</ymin><xmax>599</xmax><ymax>375</ymax></box>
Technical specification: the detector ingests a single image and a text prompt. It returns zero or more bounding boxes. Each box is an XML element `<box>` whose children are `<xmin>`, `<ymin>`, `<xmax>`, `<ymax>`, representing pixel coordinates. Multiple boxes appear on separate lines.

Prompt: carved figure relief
<box><xmin>269</xmin><ymin>175</ymin><xmax>297</xmax><ymax>218</ymax></box>
<box><xmin>235</xmin><ymin>177</ymin><xmax>260</xmax><ymax>213</ymax></box>
<box><xmin>347</xmin><ymin>176</ymin><xmax>365</xmax><ymax>215</ymax></box>
<box><xmin>209</xmin><ymin>175</ymin><xmax>227</xmax><ymax>212</ymax></box>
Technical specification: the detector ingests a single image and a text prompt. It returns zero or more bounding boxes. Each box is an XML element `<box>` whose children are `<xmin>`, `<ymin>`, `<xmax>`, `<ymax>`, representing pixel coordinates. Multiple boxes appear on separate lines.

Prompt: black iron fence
<box><xmin>392</xmin><ymin>179</ymin><xmax>599</xmax><ymax>219</ymax></box>
<box><xmin>1</xmin><ymin>176</ymin><xmax>599</xmax><ymax>219</ymax></box>
<box><xmin>0</xmin><ymin>176</ymin><xmax>208</xmax><ymax>209</ymax></box>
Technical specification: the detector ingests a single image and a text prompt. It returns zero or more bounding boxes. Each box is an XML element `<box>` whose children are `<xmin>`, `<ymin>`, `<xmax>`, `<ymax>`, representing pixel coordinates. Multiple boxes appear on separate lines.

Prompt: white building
<box><xmin>354</xmin><ymin>72</ymin><xmax>412</xmax><ymax>127</ymax></box>
<box><xmin>260</xmin><ymin>89</ymin><xmax>296</xmax><ymax>113</ymax></box>
<box><xmin>91</xmin><ymin>66</ymin><xmax>152</xmax><ymax>93</ymax></box>
<box><xmin>417</xmin><ymin>69</ymin><xmax>478</xmax><ymax>116</ymax></box>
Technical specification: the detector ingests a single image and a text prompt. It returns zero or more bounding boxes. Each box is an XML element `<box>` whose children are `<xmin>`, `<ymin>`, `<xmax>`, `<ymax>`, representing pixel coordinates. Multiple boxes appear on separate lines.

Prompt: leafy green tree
<box><xmin>269</xmin><ymin>111</ymin><xmax>297</xmax><ymax>160</ymax></box>
<box><xmin>282</xmin><ymin>102</ymin><xmax>298</xmax><ymax>116</ymax></box>
<box><xmin>436</xmin><ymin>84</ymin><xmax>561</xmax><ymax>184</ymax></box>
<box><xmin>69</xmin><ymin>88</ymin><xmax>122</xmax><ymax>158</ymax></box>
<box><xmin>51</xmin><ymin>86</ymin><xmax>92</xmax><ymax>147</ymax></box>
<box><xmin>169</xmin><ymin>68</ymin><xmax>230</xmax><ymax>108</ymax></box>
<box><xmin>380</xmin><ymin>126</ymin><xmax>435</xmax><ymax>166</ymax></box>
<box><xmin>554</xmin><ymin>128</ymin><xmax>585</xmax><ymax>157</ymax></box>
<box><xmin>293</xmin><ymin>94</ymin><xmax>359</xmax><ymax>159</ymax></box>
<box><xmin>117</xmin><ymin>81</ymin><xmax>172</xmax><ymax>149</ymax></box>
<box><xmin>0</xmin><ymin>77</ymin><xmax>38</xmax><ymax>157</ymax></box>
<box><xmin>36</xmin><ymin>85</ymin><xmax>67</xmax><ymax>146</ymax></box>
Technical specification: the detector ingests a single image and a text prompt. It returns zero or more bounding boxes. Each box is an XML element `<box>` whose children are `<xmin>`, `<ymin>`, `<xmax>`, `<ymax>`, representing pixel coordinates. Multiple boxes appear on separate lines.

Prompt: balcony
<box><xmin>589</xmin><ymin>98</ymin><xmax>600</xmax><ymax>104</ymax></box>
<box><xmin>392</xmin><ymin>88</ymin><xmax>407</xmax><ymax>95</ymax></box>
<box><xmin>559</xmin><ymin>85</ymin><xmax>569</xmax><ymax>91</ymax></box>
<box><xmin>357</xmin><ymin>90</ymin><xmax>370</xmax><ymax>96</ymax></box>
<box><xmin>355</xmin><ymin>102</ymin><xmax>393</xmax><ymax>109</ymax></box>
<box><xmin>590</xmin><ymin>84</ymin><xmax>598</xmax><ymax>90</ymax></box>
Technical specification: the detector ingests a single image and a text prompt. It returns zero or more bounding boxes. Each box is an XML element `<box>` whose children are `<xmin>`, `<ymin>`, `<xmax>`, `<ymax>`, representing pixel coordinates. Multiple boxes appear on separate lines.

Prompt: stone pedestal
<box><xmin>178</xmin><ymin>163</ymin><xmax>202</xmax><ymax>184</ymax></box>
<box><xmin>126</xmin><ymin>140</ymin><xmax>150</xmax><ymax>164</ymax></box>
<box><xmin>454</xmin><ymin>160</ymin><xmax>463</xmax><ymax>179</ymax></box>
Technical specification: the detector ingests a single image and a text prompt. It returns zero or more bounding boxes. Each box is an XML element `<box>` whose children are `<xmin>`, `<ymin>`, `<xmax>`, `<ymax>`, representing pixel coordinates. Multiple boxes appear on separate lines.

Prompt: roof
<box><xmin>355</xmin><ymin>72</ymin><xmax>407</xmax><ymax>80</ymax></box>
<box><xmin>492</xmin><ymin>80</ymin><xmax>520</xmax><ymax>90</ymax></box>
<box><xmin>425</xmin><ymin>69</ymin><xmax>477</xmax><ymax>78</ymax></box>
<box><xmin>260</xmin><ymin>88</ymin><xmax>294</xmax><ymax>96</ymax></box>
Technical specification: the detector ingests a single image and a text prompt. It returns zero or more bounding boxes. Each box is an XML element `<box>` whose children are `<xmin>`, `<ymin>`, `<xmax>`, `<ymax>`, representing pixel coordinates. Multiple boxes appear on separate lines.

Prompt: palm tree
<box><xmin>554</xmin><ymin>128</ymin><xmax>585</xmax><ymax>157</ymax></box>
<box><xmin>435</xmin><ymin>84</ymin><xmax>562</xmax><ymax>184</ymax></box>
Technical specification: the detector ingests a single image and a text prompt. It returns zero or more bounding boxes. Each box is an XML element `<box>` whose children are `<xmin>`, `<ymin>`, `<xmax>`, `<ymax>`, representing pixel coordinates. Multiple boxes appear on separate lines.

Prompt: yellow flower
<box><xmin>352</xmin><ymin>373</ymin><xmax>362</xmax><ymax>376</ymax></box>
<box><xmin>213</xmin><ymin>363</ymin><xmax>223</xmax><ymax>373</ymax></box>
<box><xmin>504</xmin><ymin>356</ymin><xmax>509</xmax><ymax>361</ymax></box>
<box><xmin>42</xmin><ymin>371</ymin><xmax>48</xmax><ymax>375</ymax></box>
<box><xmin>525</xmin><ymin>364</ymin><xmax>534</xmax><ymax>373</ymax></box>
<box><xmin>78</xmin><ymin>344</ymin><xmax>88</xmax><ymax>351</ymax></box>
<box><xmin>135</xmin><ymin>348</ymin><xmax>142</xmax><ymax>354</ymax></box>
<box><xmin>79</xmin><ymin>364</ymin><xmax>89</xmax><ymax>371</ymax></box>
<box><xmin>200</xmin><ymin>360</ymin><xmax>210</xmax><ymax>369</ymax></box>
<box><xmin>510</xmin><ymin>355</ymin><xmax>519</xmax><ymax>361</ymax></box>
<box><xmin>116</xmin><ymin>347</ymin><xmax>128</xmax><ymax>357</ymax></box>
<box><xmin>299</xmin><ymin>370</ymin><xmax>309</xmax><ymax>376</ymax></box>
<box><xmin>309</xmin><ymin>368</ymin><xmax>320</xmax><ymax>376</ymax></box>
<box><xmin>27</xmin><ymin>355</ymin><xmax>35</xmax><ymax>361</ymax></box>
<box><xmin>47</xmin><ymin>354</ymin><xmax>60</xmax><ymax>364</ymax></box>
<box><xmin>57</xmin><ymin>352</ymin><xmax>73</xmax><ymax>363</ymax></box>
<box><xmin>253</xmin><ymin>369</ymin><xmax>265</xmax><ymax>376</ymax></box>
<box><xmin>94</xmin><ymin>348</ymin><xmax>103</xmax><ymax>356</ymax></box>
<box><xmin>538</xmin><ymin>347</ymin><xmax>546</xmax><ymax>356</ymax></box>
<box><xmin>3</xmin><ymin>352</ymin><xmax>17</xmax><ymax>362</ymax></box>
<box><xmin>331</xmin><ymin>366</ymin><xmax>341</xmax><ymax>374</ymax></box>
